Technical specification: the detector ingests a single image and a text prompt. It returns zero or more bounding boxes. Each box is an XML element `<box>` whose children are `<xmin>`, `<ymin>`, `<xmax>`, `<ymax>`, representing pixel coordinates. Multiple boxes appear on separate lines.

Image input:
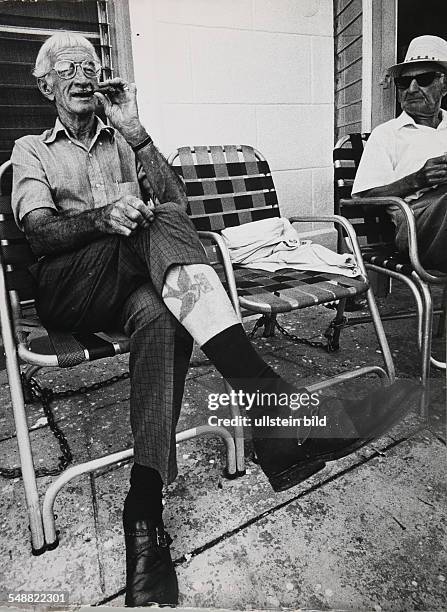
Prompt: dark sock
<box><xmin>201</xmin><ymin>323</ymin><xmax>306</xmax><ymax>444</ymax></box>
<box><xmin>124</xmin><ymin>464</ymin><xmax>163</xmax><ymax>524</ymax></box>
<box><xmin>201</xmin><ymin>323</ymin><xmax>296</xmax><ymax>397</ymax></box>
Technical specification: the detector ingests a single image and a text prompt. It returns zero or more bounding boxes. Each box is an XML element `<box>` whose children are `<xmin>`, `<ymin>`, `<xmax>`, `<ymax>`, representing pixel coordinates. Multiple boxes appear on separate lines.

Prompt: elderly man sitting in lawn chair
<box><xmin>353</xmin><ymin>35</ymin><xmax>447</xmax><ymax>272</ymax></box>
<box><xmin>11</xmin><ymin>32</ymin><xmax>415</xmax><ymax>607</ymax></box>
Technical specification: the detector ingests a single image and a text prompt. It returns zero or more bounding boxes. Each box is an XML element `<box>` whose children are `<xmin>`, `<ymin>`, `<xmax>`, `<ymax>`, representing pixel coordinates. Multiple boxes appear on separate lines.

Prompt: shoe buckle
<box><xmin>296</xmin><ymin>405</ymin><xmax>319</xmax><ymax>446</ymax></box>
<box><xmin>155</xmin><ymin>526</ymin><xmax>168</xmax><ymax>547</ymax></box>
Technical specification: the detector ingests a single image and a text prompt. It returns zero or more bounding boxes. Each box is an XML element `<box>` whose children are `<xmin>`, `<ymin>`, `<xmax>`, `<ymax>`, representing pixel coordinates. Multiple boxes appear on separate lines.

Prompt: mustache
<box><xmin>70</xmin><ymin>88</ymin><xmax>95</xmax><ymax>95</ymax></box>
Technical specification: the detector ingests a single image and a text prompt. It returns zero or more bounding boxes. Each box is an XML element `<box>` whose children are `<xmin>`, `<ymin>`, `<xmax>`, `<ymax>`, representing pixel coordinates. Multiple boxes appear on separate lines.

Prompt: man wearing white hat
<box><xmin>353</xmin><ymin>35</ymin><xmax>447</xmax><ymax>270</ymax></box>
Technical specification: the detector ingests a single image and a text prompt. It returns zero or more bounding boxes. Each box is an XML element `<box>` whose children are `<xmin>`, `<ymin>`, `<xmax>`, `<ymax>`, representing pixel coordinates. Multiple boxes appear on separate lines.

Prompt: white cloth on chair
<box><xmin>221</xmin><ymin>218</ymin><xmax>360</xmax><ymax>278</ymax></box>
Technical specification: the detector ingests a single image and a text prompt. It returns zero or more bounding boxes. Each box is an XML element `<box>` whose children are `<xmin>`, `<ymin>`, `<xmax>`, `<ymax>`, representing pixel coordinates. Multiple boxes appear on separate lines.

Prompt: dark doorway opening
<box><xmin>397</xmin><ymin>0</ymin><xmax>447</xmax><ymax>110</ymax></box>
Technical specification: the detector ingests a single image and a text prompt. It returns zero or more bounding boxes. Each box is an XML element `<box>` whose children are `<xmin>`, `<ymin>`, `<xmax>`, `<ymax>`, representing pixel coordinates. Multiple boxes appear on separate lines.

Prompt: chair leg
<box><xmin>262</xmin><ymin>314</ymin><xmax>277</xmax><ymax>337</ymax></box>
<box><xmin>0</xmin><ymin>268</ymin><xmax>46</xmax><ymax>554</ymax></box>
<box><xmin>347</xmin><ymin>264</ymin><xmax>438</xmax><ymax>410</ymax></box>
<box><xmin>41</xmin><ymin>449</ymin><xmax>130</xmax><ymax>547</ymax></box>
<box><xmin>435</xmin><ymin>285</ymin><xmax>447</xmax><ymax>338</ymax></box>
<box><xmin>325</xmin><ymin>298</ymin><xmax>347</xmax><ymax>352</ymax></box>
<box><xmin>3</xmin><ymin>351</ymin><xmax>45</xmax><ymax>553</ymax></box>
<box><xmin>365</xmin><ymin>287</ymin><xmax>396</xmax><ymax>383</ymax></box>
<box><xmin>365</xmin><ymin>264</ymin><xmax>437</xmax><ymax>392</ymax></box>
<box><xmin>10</xmin><ymin>367</ymin><xmax>46</xmax><ymax>554</ymax></box>
<box><xmin>416</xmin><ymin>281</ymin><xmax>433</xmax><ymax>417</ymax></box>
<box><xmin>42</xmin><ymin>426</ymin><xmax>237</xmax><ymax>547</ymax></box>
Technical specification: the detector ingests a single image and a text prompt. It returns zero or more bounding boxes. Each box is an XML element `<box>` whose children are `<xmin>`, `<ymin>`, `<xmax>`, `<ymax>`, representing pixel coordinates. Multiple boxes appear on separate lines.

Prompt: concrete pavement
<box><xmin>0</xmin><ymin>283</ymin><xmax>445</xmax><ymax>610</ymax></box>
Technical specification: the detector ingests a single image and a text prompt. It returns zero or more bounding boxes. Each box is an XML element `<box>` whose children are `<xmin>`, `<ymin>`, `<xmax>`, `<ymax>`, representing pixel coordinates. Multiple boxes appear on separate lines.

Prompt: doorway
<box><xmin>397</xmin><ymin>0</ymin><xmax>447</xmax><ymax>60</ymax></box>
<box><xmin>397</xmin><ymin>0</ymin><xmax>447</xmax><ymax>111</ymax></box>
<box><xmin>370</xmin><ymin>0</ymin><xmax>447</xmax><ymax>128</ymax></box>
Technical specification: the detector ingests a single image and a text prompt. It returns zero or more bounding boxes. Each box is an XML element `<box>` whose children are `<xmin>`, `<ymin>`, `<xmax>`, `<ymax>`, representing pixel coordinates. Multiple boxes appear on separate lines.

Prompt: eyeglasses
<box><xmin>51</xmin><ymin>59</ymin><xmax>102</xmax><ymax>80</ymax></box>
<box><xmin>394</xmin><ymin>72</ymin><xmax>442</xmax><ymax>90</ymax></box>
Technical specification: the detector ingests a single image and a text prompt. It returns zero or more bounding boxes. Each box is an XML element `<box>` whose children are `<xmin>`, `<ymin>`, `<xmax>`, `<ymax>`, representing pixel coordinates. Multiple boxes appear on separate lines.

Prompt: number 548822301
<box><xmin>6</xmin><ymin>592</ymin><xmax>68</xmax><ymax>604</ymax></box>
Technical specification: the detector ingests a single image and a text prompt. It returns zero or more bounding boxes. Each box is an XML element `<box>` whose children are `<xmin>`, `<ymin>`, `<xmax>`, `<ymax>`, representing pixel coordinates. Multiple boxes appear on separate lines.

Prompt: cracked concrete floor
<box><xmin>0</xmin><ymin>283</ymin><xmax>445</xmax><ymax>611</ymax></box>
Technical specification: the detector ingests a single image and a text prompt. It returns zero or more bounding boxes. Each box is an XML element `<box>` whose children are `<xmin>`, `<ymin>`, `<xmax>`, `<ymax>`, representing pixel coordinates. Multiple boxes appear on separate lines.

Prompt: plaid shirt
<box><xmin>11</xmin><ymin>116</ymin><xmax>153</xmax><ymax>227</ymax></box>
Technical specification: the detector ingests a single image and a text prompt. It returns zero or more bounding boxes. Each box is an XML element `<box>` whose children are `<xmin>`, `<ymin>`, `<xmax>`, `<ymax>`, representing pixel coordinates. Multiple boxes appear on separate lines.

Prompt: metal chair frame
<box><xmin>334</xmin><ymin>134</ymin><xmax>447</xmax><ymax>408</ymax></box>
<box><xmin>0</xmin><ymin>159</ymin><xmax>239</xmax><ymax>555</ymax></box>
<box><xmin>169</xmin><ymin>144</ymin><xmax>400</xmax><ymax>476</ymax></box>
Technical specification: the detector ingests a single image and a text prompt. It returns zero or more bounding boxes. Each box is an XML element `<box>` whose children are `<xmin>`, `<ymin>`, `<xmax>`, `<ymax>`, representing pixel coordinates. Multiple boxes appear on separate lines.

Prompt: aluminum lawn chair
<box><xmin>0</xmin><ymin>159</ymin><xmax>238</xmax><ymax>555</ymax></box>
<box><xmin>168</xmin><ymin>144</ymin><xmax>398</xmax><ymax>474</ymax></box>
<box><xmin>334</xmin><ymin>134</ymin><xmax>447</xmax><ymax>408</ymax></box>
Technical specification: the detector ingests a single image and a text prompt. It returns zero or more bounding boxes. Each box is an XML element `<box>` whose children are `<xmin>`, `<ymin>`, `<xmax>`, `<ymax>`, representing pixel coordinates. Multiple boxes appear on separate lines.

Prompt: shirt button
<box><xmin>95</xmin><ymin>183</ymin><xmax>103</xmax><ymax>189</ymax></box>
<box><xmin>89</xmin><ymin>153</ymin><xmax>93</xmax><ymax>158</ymax></box>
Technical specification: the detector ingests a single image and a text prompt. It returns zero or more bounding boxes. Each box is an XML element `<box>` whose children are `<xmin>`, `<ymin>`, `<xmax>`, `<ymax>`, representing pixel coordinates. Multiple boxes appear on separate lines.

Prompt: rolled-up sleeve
<box><xmin>352</xmin><ymin>126</ymin><xmax>396</xmax><ymax>196</ymax></box>
<box><xmin>11</xmin><ymin>138</ymin><xmax>57</xmax><ymax>228</ymax></box>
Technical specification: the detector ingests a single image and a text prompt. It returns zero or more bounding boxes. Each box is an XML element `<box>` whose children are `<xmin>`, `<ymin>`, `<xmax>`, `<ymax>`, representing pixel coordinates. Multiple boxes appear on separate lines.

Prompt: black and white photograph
<box><xmin>0</xmin><ymin>0</ymin><xmax>445</xmax><ymax>610</ymax></box>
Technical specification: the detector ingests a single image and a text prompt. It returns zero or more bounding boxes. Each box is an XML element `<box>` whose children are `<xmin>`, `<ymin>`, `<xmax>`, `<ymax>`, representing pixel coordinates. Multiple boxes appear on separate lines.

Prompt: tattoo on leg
<box><xmin>164</xmin><ymin>268</ymin><xmax>213</xmax><ymax>321</ymax></box>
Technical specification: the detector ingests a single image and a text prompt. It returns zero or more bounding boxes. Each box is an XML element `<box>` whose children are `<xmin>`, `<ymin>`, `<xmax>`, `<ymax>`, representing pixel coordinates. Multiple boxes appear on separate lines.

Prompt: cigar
<box><xmin>93</xmin><ymin>82</ymin><xmax>129</xmax><ymax>94</ymax></box>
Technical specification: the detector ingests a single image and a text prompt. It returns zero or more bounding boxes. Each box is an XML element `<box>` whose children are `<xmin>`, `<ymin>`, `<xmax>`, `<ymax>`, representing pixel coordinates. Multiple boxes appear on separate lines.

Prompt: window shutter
<box><xmin>0</xmin><ymin>0</ymin><xmax>113</xmax><ymax>168</ymax></box>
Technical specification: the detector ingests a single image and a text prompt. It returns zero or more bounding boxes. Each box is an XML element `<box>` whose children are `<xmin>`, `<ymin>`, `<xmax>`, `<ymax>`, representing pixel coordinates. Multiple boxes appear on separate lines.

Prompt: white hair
<box><xmin>33</xmin><ymin>32</ymin><xmax>100</xmax><ymax>78</ymax></box>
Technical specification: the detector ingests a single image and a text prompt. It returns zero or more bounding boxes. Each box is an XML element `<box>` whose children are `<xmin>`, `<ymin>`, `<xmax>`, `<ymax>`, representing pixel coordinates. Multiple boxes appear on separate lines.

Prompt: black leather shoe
<box><xmin>253</xmin><ymin>380</ymin><xmax>419</xmax><ymax>492</ymax></box>
<box><xmin>123</xmin><ymin>516</ymin><xmax>178</xmax><ymax>607</ymax></box>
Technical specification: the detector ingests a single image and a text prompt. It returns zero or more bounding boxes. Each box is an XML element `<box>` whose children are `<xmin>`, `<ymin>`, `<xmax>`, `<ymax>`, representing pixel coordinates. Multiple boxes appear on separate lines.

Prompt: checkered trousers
<box><xmin>30</xmin><ymin>202</ymin><xmax>209</xmax><ymax>484</ymax></box>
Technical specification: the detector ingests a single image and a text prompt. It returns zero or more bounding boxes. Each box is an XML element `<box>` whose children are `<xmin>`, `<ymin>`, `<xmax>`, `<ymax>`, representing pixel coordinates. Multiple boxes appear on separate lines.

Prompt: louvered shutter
<box><xmin>0</xmin><ymin>0</ymin><xmax>113</xmax><ymax>168</ymax></box>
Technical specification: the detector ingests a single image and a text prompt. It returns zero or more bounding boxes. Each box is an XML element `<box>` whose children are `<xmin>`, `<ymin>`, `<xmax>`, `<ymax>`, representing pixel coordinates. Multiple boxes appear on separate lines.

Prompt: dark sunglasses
<box><xmin>394</xmin><ymin>72</ymin><xmax>442</xmax><ymax>90</ymax></box>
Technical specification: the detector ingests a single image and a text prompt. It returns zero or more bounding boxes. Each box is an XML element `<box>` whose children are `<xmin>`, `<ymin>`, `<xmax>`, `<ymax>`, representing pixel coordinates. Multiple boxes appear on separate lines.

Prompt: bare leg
<box><xmin>162</xmin><ymin>264</ymin><xmax>239</xmax><ymax>346</ymax></box>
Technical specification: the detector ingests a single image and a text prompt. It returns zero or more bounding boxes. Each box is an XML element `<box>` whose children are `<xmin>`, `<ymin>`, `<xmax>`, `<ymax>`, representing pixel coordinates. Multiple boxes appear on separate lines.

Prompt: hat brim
<box><xmin>388</xmin><ymin>59</ymin><xmax>447</xmax><ymax>77</ymax></box>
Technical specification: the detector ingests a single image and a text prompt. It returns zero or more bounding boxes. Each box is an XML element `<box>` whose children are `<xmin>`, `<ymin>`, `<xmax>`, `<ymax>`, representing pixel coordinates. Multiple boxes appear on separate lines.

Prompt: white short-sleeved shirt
<box><xmin>352</xmin><ymin>110</ymin><xmax>447</xmax><ymax>202</ymax></box>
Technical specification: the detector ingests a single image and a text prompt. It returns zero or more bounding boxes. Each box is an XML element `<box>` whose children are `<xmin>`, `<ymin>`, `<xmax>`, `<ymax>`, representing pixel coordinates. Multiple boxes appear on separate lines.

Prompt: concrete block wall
<box><xmin>128</xmin><ymin>0</ymin><xmax>334</xmax><ymax>237</ymax></box>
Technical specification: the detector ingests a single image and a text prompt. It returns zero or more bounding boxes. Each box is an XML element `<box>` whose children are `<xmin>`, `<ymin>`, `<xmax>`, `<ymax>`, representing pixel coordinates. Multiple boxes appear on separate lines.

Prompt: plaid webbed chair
<box><xmin>333</xmin><ymin>133</ymin><xmax>447</xmax><ymax>404</ymax></box>
<box><xmin>0</xmin><ymin>159</ymin><xmax>238</xmax><ymax>555</ymax></box>
<box><xmin>168</xmin><ymin>144</ymin><xmax>397</xmax><ymax>455</ymax></box>
<box><xmin>169</xmin><ymin>146</ymin><xmax>382</xmax><ymax>337</ymax></box>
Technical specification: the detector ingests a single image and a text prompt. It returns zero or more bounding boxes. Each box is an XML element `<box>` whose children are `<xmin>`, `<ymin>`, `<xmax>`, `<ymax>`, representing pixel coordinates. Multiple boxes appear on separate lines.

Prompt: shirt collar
<box><xmin>43</xmin><ymin>115</ymin><xmax>115</xmax><ymax>144</ymax></box>
<box><xmin>396</xmin><ymin>109</ymin><xmax>447</xmax><ymax>130</ymax></box>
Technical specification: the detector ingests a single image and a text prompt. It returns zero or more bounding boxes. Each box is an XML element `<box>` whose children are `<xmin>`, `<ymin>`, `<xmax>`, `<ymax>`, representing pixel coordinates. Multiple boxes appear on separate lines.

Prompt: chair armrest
<box><xmin>197</xmin><ymin>230</ymin><xmax>242</xmax><ymax>320</ymax></box>
<box><xmin>288</xmin><ymin>214</ymin><xmax>368</xmax><ymax>278</ymax></box>
<box><xmin>342</xmin><ymin>197</ymin><xmax>446</xmax><ymax>284</ymax></box>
